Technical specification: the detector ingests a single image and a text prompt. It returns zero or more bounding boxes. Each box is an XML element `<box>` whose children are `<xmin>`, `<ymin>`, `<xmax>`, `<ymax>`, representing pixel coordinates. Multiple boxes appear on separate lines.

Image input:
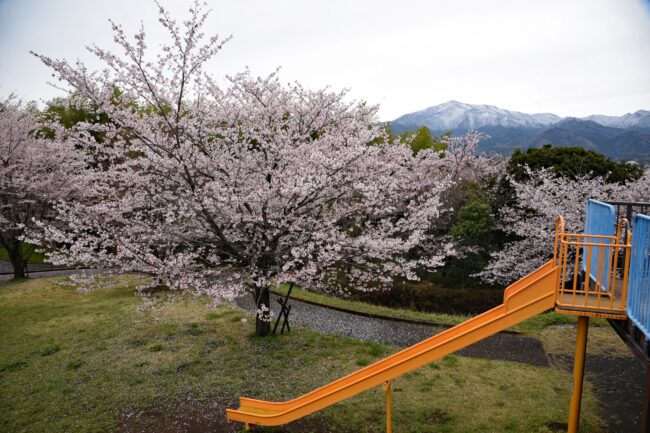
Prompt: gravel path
<box><xmin>0</xmin><ymin>260</ymin><xmax>66</xmax><ymax>274</ymax></box>
<box><xmin>0</xmin><ymin>264</ymin><xmax>104</xmax><ymax>282</ymax></box>
<box><xmin>235</xmin><ymin>292</ymin><xmax>550</xmax><ymax>367</ymax></box>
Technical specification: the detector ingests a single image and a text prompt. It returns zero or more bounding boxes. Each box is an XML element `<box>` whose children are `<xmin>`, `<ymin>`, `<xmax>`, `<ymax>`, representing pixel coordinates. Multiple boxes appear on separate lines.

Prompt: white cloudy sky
<box><xmin>1</xmin><ymin>0</ymin><xmax>649</xmax><ymax>120</ymax></box>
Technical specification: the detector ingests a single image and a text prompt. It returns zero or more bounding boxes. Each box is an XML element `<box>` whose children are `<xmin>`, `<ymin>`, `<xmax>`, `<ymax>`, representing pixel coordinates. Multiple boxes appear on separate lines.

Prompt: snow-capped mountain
<box><xmin>390</xmin><ymin>102</ymin><xmax>650</xmax><ymax>161</ymax></box>
<box><xmin>393</xmin><ymin>101</ymin><xmax>562</xmax><ymax>131</ymax></box>
<box><xmin>584</xmin><ymin>110</ymin><xmax>650</xmax><ymax>130</ymax></box>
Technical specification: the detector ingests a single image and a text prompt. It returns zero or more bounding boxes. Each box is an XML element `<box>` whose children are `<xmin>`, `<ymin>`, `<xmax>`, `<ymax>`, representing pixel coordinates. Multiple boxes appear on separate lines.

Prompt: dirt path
<box><xmin>116</xmin><ymin>396</ymin><xmax>338</xmax><ymax>433</ymax></box>
<box><xmin>548</xmin><ymin>353</ymin><xmax>644</xmax><ymax>433</ymax></box>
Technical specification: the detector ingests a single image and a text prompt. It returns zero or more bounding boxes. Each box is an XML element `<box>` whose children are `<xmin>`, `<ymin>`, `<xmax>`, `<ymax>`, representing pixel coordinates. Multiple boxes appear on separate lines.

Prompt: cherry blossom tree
<box><xmin>33</xmin><ymin>2</ymin><xmax>454</xmax><ymax>335</ymax></box>
<box><xmin>477</xmin><ymin>167</ymin><xmax>627</xmax><ymax>284</ymax></box>
<box><xmin>0</xmin><ymin>96</ymin><xmax>88</xmax><ymax>279</ymax></box>
<box><xmin>442</xmin><ymin>130</ymin><xmax>496</xmax><ymax>182</ymax></box>
<box><xmin>622</xmin><ymin>167</ymin><xmax>650</xmax><ymax>202</ymax></box>
<box><xmin>433</xmin><ymin>131</ymin><xmax>503</xmax><ymax>257</ymax></box>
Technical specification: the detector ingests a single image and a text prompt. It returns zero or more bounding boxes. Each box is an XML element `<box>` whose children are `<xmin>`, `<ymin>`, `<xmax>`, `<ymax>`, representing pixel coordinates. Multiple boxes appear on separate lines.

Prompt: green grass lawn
<box><xmin>0</xmin><ymin>277</ymin><xmax>603</xmax><ymax>433</ymax></box>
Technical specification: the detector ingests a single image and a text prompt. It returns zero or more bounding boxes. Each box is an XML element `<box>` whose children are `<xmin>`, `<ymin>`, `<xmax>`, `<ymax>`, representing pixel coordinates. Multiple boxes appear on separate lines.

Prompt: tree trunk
<box><xmin>254</xmin><ymin>285</ymin><xmax>271</xmax><ymax>337</ymax></box>
<box><xmin>7</xmin><ymin>238</ymin><xmax>26</xmax><ymax>279</ymax></box>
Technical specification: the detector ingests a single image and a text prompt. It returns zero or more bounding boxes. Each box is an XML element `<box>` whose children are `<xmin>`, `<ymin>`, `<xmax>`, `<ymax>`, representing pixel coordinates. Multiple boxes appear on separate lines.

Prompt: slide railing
<box><xmin>628</xmin><ymin>214</ymin><xmax>650</xmax><ymax>338</ymax></box>
<box><xmin>555</xmin><ymin>215</ymin><xmax>630</xmax><ymax>318</ymax></box>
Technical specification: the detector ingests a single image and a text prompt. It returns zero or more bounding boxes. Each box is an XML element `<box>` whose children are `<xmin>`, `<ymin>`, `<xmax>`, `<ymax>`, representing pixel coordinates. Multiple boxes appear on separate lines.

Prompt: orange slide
<box><xmin>226</xmin><ymin>260</ymin><xmax>558</xmax><ymax>428</ymax></box>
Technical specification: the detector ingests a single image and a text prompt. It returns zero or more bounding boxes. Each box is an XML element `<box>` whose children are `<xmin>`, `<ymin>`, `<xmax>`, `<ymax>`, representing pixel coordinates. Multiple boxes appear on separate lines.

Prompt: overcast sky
<box><xmin>1</xmin><ymin>0</ymin><xmax>649</xmax><ymax>120</ymax></box>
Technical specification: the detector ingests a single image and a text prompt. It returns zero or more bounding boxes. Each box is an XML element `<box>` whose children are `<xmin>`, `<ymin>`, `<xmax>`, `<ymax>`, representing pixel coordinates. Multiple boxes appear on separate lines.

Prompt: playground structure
<box><xmin>226</xmin><ymin>199</ymin><xmax>650</xmax><ymax>432</ymax></box>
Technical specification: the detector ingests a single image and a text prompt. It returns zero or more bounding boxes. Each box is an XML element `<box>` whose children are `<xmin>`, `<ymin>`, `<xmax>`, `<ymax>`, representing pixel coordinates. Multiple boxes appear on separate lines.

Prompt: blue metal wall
<box><xmin>628</xmin><ymin>214</ymin><xmax>650</xmax><ymax>338</ymax></box>
<box><xmin>582</xmin><ymin>199</ymin><xmax>616</xmax><ymax>290</ymax></box>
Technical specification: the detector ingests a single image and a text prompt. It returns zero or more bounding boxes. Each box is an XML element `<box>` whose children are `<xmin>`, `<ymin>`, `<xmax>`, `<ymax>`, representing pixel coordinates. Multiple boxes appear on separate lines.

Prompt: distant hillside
<box><xmin>584</xmin><ymin>110</ymin><xmax>650</xmax><ymax>130</ymax></box>
<box><xmin>391</xmin><ymin>101</ymin><xmax>650</xmax><ymax>161</ymax></box>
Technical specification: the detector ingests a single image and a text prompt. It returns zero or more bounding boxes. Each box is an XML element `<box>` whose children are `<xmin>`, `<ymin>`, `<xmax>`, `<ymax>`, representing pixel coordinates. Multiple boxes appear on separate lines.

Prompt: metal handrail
<box><xmin>554</xmin><ymin>216</ymin><xmax>631</xmax><ymax>316</ymax></box>
<box><xmin>560</xmin><ymin>241</ymin><xmax>629</xmax><ymax>247</ymax></box>
<box><xmin>605</xmin><ymin>201</ymin><xmax>650</xmax><ymax>207</ymax></box>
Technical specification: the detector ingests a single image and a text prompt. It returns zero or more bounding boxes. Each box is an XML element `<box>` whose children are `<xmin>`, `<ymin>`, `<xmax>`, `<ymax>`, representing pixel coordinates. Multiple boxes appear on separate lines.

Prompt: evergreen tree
<box><xmin>508</xmin><ymin>144</ymin><xmax>642</xmax><ymax>184</ymax></box>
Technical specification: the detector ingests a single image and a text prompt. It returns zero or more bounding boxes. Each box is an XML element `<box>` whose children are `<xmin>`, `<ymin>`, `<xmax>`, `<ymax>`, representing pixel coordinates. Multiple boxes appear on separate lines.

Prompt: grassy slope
<box><xmin>273</xmin><ymin>284</ymin><xmax>605</xmax><ymax>334</ymax></box>
<box><xmin>0</xmin><ymin>277</ymin><xmax>602</xmax><ymax>433</ymax></box>
<box><xmin>272</xmin><ymin>284</ymin><xmax>469</xmax><ymax>326</ymax></box>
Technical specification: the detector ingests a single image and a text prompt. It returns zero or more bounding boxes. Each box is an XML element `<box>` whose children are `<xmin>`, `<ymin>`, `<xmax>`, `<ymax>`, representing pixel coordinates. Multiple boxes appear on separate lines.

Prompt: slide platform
<box><xmin>226</xmin><ymin>260</ymin><xmax>558</xmax><ymax>427</ymax></box>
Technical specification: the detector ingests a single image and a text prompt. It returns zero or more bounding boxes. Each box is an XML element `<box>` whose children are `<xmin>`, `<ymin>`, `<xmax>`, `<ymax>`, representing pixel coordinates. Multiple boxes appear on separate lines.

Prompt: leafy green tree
<box><xmin>401</xmin><ymin>126</ymin><xmax>449</xmax><ymax>154</ymax></box>
<box><xmin>39</xmin><ymin>95</ymin><xmax>111</xmax><ymax>138</ymax></box>
<box><xmin>507</xmin><ymin>144</ymin><xmax>642</xmax><ymax>184</ymax></box>
<box><xmin>450</xmin><ymin>191</ymin><xmax>495</xmax><ymax>249</ymax></box>
<box><xmin>369</xmin><ymin>123</ymin><xmax>398</xmax><ymax>145</ymax></box>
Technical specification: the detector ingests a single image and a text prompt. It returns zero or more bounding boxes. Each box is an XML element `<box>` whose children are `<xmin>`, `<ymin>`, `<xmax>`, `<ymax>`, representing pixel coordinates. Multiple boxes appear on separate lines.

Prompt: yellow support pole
<box><xmin>384</xmin><ymin>380</ymin><xmax>392</xmax><ymax>433</ymax></box>
<box><xmin>568</xmin><ymin>316</ymin><xmax>589</xmax><ymax>433</ymax></box>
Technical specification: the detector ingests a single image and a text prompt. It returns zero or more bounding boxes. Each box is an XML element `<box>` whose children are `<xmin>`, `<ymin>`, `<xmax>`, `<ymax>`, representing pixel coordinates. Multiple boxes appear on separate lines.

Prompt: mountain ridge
<box><xmin>391</xmin><ymin>101</ymin><xmax>650</xmax><ymax>161</ymax></box>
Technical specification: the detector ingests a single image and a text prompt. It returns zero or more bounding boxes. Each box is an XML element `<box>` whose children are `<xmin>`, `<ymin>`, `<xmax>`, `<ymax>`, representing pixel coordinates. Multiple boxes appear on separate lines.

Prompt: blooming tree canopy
<box><xmin>478</xmin><ymin>167</ymin><xmax>650</xmax><ymax>284</ymax></box>
<box><xmin>33</xmin><ymin>2</ymin><xmax>454</xmax><ymax>335</ymax></box>
<box><xmin>0</xmin><ymin>96</ymin><xmax>87</xmax><ymax>278</ymax></box>
<box><xmin>622</xmin><ymin>168</ymin><xmax>650</xmax><ymax>203</ymax></box>
<box><xmin>442</xmin><ymin>130</ymin><xmax>496</xmax><ymax>182</ymax></box>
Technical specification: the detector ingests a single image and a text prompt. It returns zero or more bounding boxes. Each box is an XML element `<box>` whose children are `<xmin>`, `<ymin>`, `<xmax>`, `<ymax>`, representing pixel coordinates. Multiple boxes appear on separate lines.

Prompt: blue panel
<box><xmin>628</xmin><ymin>214</ymin><xmax>650</xmax><ymax>338</ymax></box>
<box><xmin>582</xmin><ymin>199</ymin><xmax>616</xmax><ymax>290</ymax></box>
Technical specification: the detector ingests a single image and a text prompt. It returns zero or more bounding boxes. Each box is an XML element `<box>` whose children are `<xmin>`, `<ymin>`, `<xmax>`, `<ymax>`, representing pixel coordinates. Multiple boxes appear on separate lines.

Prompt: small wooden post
<box><xmin>272</xmin><ymin>283</ymin><xmax>294</xmax><ymax>335</ymax></box>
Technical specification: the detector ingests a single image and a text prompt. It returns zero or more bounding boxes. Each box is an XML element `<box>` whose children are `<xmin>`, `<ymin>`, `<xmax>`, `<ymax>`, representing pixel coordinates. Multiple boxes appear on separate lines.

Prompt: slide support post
<box><xmin>568</xmin><ymin>315</ymin><xmax>589</xmax><ymax>433</ymax></box>
<box><xmin>384</xmin><ymin>380</ymin><xmax>392</xmax><ymax>433</ymax></box>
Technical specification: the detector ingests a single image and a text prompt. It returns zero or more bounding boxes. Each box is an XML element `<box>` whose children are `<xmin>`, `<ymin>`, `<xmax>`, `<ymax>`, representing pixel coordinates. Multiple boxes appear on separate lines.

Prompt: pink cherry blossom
<box><xmin>31</xmin><ymin>1</ymin><xmax>457</xmax><ymax>335</ymax></box>
<box><xmin>0</xmin><ymin>96</ymin><xmax>88</xmax><ymax>278</ymax></box>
